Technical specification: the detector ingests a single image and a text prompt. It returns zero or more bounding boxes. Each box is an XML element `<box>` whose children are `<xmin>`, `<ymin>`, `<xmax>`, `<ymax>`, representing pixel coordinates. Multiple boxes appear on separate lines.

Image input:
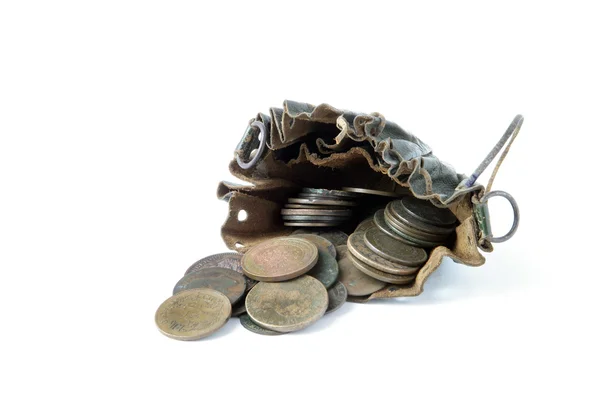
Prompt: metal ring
<box><xmin>236</xmin><ymin>121</ymin><xmax>267</xmax><ymax>170</ymax></box>
<box><xmin>479</xmin><ymin>190</ymin><xmax>520</xmax><ymax>243</ymax></box>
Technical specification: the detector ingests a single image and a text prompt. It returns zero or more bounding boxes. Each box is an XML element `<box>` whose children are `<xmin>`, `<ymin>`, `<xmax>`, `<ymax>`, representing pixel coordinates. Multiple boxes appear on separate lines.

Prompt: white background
<box><xmin>1</xmin><ymin>1</ymin><xmax>597</xmax><ymax>399</ymax></box>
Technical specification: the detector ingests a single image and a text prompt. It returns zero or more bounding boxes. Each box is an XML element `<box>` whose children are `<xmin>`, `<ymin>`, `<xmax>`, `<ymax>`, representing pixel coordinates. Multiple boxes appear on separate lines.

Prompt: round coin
<box><xmin>239</xmin><ymin>313</ymin><xmax>285</xmax><ymax>336</ymax></box>
<box><xmin>292</xmin><ymin>233</ymin><xmax>337</xmax><ymax>258</ymax></box>
<box><xmin>173</xmin><ymin>267</ymin><xmax>247</xmax><ymax>305</ymax></box>
<box><xmin>347</xmin><ymin>231</ymin><xmax>421</xmax><ymax>275</ymax></box>
<box><xmin>288</xmin><ymin>197</ymin><xmax>358</xmax><ymax>207</ymax></box>
<box><xmin>388</xmin><ymin>200</ymin><xmax>455</xmax><ymax>236</ymax></box>
<box><xmin>284</xmin><ymin>222</ymin><xmax>341</xmax><ymax>227</ymax></box>
<box><xmin>307</xmin><ymin>249</ymin><xmax>339</xmax><ymax>289</ymax></box>
<box><xmin>325</xmin><ymin>281</ymin><xmax>347</xmax><ymax>314</ymax></box>
<box><xmin>402</xmin><ymin>196</ymin><xmax>457</xmax><ymax>227</ymax></box>
<box><xmin>155</xmin><ymin>288</ymin><xmax>231</xmax><ymax>341</ymax></box>
<box><xmin>364</xmin><ymin>227</ymin><xmax>428</xmax><ymax>267</ymax></box>
<box><xmin>355</xmin><ymin>218</ymin><xmax>376</xmax><ymax>233</ymax></box>
<box><xmin>242</xmin><ymin>237</ymin><xmax>318</xmax><ymax>282</ymax></box>
<box><xmin>245</xmin><ymin>275</ymin><xmax>328</xmax><ymax>333</ymax></box>
<box><xmin>231</xmin><ymin>299</ymin><xmax>247</xmax><ymax>317</ymax></box>
<box><xmin>282</xmin><ymin>215</ymin><xmax>350</xmax><ymax>222</ymax></box>
<box><xmin>301</xmin><ymin>188</ymin><xmax>361</xmax><ymax>198</ymax></box>
<box><xmin>337</xmin><ymin>245</ymin><xmax>386</xmax><ymax>296</ymax></box>
<box><xmin>384</xmin><ymin>207</ymin><xmax>445</xmax><ymax>248</ymax></box>
<box><xmin>318</xmin><ymin>230</ymin><xmax>349</xmax><ymax>246</ymax></box>
<box><xmin>374</xmin><ymin>209</ymin><xmax>421</xmax><ymax>245</ymax></box>
<box><xmin>342</xmin><ymin>187</ymin><xmax>404</xmax><ymax>197</ymax></box>
<box><xmin>184</xmin><ymin>252</ymin><xmax>257</xmax><ymax>291</ymax></box>
<box><xmin>284</xmin><ymin>203</ymin><xmax>349</xmax><ymax>210</ymax></box>
<box><xmin>347</xmin><ymin>251</ymin><xmax>416</xmax><ymax>285</ymax></box>
<box><xmin>282</xmin><ymin>208</ymin><xmax>353</xmax><ymax>217</ymax></box>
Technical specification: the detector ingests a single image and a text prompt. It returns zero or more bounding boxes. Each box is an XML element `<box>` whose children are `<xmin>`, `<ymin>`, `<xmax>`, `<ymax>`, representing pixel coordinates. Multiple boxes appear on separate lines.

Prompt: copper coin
<box><xmin>347</xmin><ymin>231</ymin><xmax>421</xmax><ymax>275</ymax></box>
<box><xmin>402</xmin><ymin>196</ymin><xmax>457</xmax><ymax>227</ymax></box>
<box><xmin>307</xmin><ymin>249</ymin><xmax>339</xmax><ymax>289</ymax></box>
<box><xmin>364</xmin><ymin>227</ymin><xmax>427</xmax><ymax>267</ymax></box>
<box><xmin>184</xmin><ymin>252</ymin><xmax>257</xmax><ymax>291</ymax></box>
<box><xmin>347</xmin><ymin>251</ymin><xmax>416</xmax><ymax>285</ymax></box>
<box><xmin>337</xmin><ymin>245</ymin><xmax>386</xmax><ymax>296</ymax></box>
<box><xmin>288</xmin><ymin>197</ymin><xmax>358</xmax><ymax>207</ymax></box>
<box><xmin>242</xmin><ymin>237</ymin><xmax>318</xmax><ymax>282</ymax></box>
<box><xmin>155</xmin><ymin>288</ymin><xmax>231</xmax><ymax>341</ymax></box>
<box><xmin>239</xmin><ymin>313</ymin><xmax>285</xmax><ymax>336</ymax></box>
<box><xmin>173</xmin><ymin>267</ymin><xmax>247</xmax><ymax>305</ymax></box>
<box><xmin>355</xmin><ymin>218</ymin><xmax>376</xmax><ymax>233</ymax></box>
<box><xmin>326</xmin><ymin>281</ymin><xmax>347</xmax><ymax>314</ymax></box>
<box><xmin>383</xmin><ymin>207</ymin><xmax>445</xmax><ymax>248</ymax></box>
<box><xmin>291</xmin><ymin>234</ymin><xmax>336</xmax><ymax>258</ymax></box>
<box><xmin>245</xmin><ymin>276</ymin><xmax>328</xmax><ymax>333</ymax></box>
<box><xmin>282</xmin><ymin>208</ymin><xmax>353</xmax><ymax>217</ymax></box>
<box><xmin>301</xmin><ymin>188</ymin><xmax>361</xmax><ymax>198</ymax></box>
<box><xmin>342</xmin><ymin>187</ymin><xmax>404</xmax><ymax>197</ymax></box>
<box><xmin>388</xmin><ymin>200</ymin><xmax>455</xmax><ymax>235</ymax></box>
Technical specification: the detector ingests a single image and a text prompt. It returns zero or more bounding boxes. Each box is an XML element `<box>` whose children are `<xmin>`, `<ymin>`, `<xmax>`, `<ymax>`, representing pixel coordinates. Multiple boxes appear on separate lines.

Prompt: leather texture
<box><xmin>219</xmin><ymin>100</ymin><xmax>489</xmax><ymax>300</ymax></box>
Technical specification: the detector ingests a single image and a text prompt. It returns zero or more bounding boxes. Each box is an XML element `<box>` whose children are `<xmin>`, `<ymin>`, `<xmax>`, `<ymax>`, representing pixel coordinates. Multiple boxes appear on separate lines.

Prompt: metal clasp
<box><xmin>235</xmin><ymin>120</ymin><xmax>267</xmax><ymax>170</ymax></box>
<box><xmin>474</xmin><ymin>190</ymin><xmax>520</xmax><ymax>243</ymax></box>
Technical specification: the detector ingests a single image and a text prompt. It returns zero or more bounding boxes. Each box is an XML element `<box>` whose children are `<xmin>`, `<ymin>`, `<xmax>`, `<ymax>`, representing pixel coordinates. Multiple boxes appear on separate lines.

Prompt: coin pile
<box><xmin>281</xmin><ymin>188</ymin><xmax>362</xmax><ymax>227</ymax></box>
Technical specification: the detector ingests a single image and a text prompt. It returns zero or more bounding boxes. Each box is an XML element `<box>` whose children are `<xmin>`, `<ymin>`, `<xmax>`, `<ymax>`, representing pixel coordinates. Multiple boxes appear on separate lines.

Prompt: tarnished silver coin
<box><xmin>318</xmin><ymin>230</ymin><xmax>349</xmax><ymax>246</ymax></box>
<box><xmin>284</xmin><ymin>203</ymin><xmax>349</xmax><ymax>210</ymax></box>
<box><xmin>355</xmin><ymin>218</ymin><xmax>376</xmax><ymax>233</ymax></box>
<box><xmin>282</xmin><ymin>208</ymin><xmax>353</xmax><ymax>217</ymax></box>
<box><xmin>383</xmin><ymin>207</ymin><xmax>444</xmax><ymax>248</ymax></box>
<box><xmin>239</xmin><ymin>313</ymin><xmax>285</xmax><ymax>336</ymax></box>
<box><xmin>337</xmin><ymin>245</ymin><xmax>386</xmax><ymax>296</ymax></box>
<box><xmin>347</xmin><ymin>251</ymin><xmax>416</xmax><ymax>285</ymax></box>
<box><xmin>173</xmin><ymin>267</ymin><xmax>247</xmax><ymax>305</ymax></box>
<box><xmin>155</xmin><ymin>288</ymin><xmax>231</xmax><ymax>341</ymax></box>
<box><xmin>184</xmin><ymin>252</ymin><xmax>257</xmax><ymax>291</ymax></box>
<box><xmin>284</xmin><ymin>221</ymin><xmax>341</xmax><ymax>227</ymax></box>
<box><xmin>374</xmin><ymin>209</ymin><xmax>419</xmax><ymax>245</ymax></box>
<box><xmin>242</xmin><ymin>237</ymin><xmax>318</xmax><ymax>282</ymax></box>
<box><xmin>401</xmin><ymin>196</ymin><xmax>457</xmax><ymax>227</ymax></box>
<box><xmin>245</xmin><ymin>275</ymin><xmax>328</xmax><ymax>333</ymax></box>
<box><xmin>347</xmin><ymin>231</ymin><xmax>421</xmax><ymax>275</ymax></box>
<box><xmin>292</xmin><ymin>233</ymin><xmax>337</xmax><ymax>258</ymax></box>
<box><xmin>282</xmin><ymin>215</ymin><xmax>349</xmax><ymax>222</ymax></box>
<box><xmin>342</xmin><ymin>187</ymin><xmax>404</xmax><ymax>197</ymax></box>
<box><xmin>307</xmin><ymin>248</ymin><xmax>339</xmax><ymax>289</ymax></box>
<box><xmin>325</xmin><ymin>281</ymin><xmax>347</xmax><ymax>314</ymax></box>
<box><xmin>288</xmin><ymin>197</ymin><xmax>358</xmax><ymax>207</ymax></box>
<box><xmin>388</xmin><ymin>200</ymin><xmax>454</xmax><ymax>236</ymax></box>
<box><xmin>364</xmin><ymin>227</ymin><xmax>427</xmax><ymax>267</ymax></box>
<box><xmin>301</xmin><ymin>188</ymin><xmax>361</xmax><ymax>198</ymax></box>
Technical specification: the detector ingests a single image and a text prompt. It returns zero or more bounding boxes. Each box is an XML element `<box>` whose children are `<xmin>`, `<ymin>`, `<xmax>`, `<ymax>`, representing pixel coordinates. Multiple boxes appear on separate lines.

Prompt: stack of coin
<box><xmin>379</xmin><ymin>197</ymin><xmax>457</xmax><ymax>248</ymax></box>
<box><xmin>281</xmin><ymin>188</ymin><xmax>362</xmax><ymax>227</ymax></box>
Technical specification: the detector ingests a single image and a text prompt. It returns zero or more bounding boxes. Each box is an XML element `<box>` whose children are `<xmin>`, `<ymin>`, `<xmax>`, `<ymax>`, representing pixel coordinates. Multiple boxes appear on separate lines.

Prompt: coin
<box><xmin>374</xmin><ymin>209</ymin><xmax>423</xmax><ymax>246</ymax></box>
<box><xmin>184</xmin><ymin>252</ymin><xmax>257</xmax><ymax>291</ymax></box>
<box><xmin>282</xmin><ymin>215</ymin><xmax>349</xmax><ymax>222</ymax></box>
<box><xmin>239</xmin><ymin>313</ymin><xmax>285</xmax><ymax>336</ymax></box>
<box><xmin>288</xmin><ymin>197</ymin><xmax>358</xmax><ymax>207</ymax></box>
<box><xmin>173</xmin><ymin>267</ymin><xmax>247</xmax><ymax>305</ymax></box>
<box><xmin>383</xmin><ymin>207</ymin><xmax>444</xmax><ymax>248</ymax></box>
<box><xmin>337</xmin><ymin>245</ymin><xmax>386</xmax><ymax>296</ymax></box>
<box><xmin>355</xmin><ymin>218</ymin><xmax>376</xmax><ymax>233</ymax></box>
<box><xmin>325</xmin><ymin>281</ymin><xmax>347</xmax><ymax>314</ymax></box>
<box><xmin>281</xmin><ymin>208</ymin><xmax>353</xmax><ymax>217</ymax></box>
<box><xmin>401</xmin><ymin>196</ymin><xmax>457</xmax><ymax>227</ymax></box>
<box><xmin>301</xmin><ymin>188</ymin><xmax>361</xmax><ymax>198</ymax></box>
<box><xmin>155</xmin><ymin>288</ymin><xmax>231</xmax><ymax>341</ymax></box>
<box><xmin>318</xmin><ymin>230</ymin><xmax>349</xmax><ymax>246</ymax></box>
<box><xmin>231</xmin><ymin>300</ymin><xmax>247</xmax><ymax>317</ymax></box>
<box><xmin>245</xmin><ymin>275</ymin><xmax>328</xmax><ymax>333</ymax></box>
<box><xmin>347</xmin><ymin>231</ymin><xmax>421</xmax><ymax>275</ymax></box>
<box><xmin>307</xmin><ymin>249</ymin><xmax>339</xmax><ymax>289</ymax></box>
<box><xmin>386</xmin><ymin>204</ymin><xmax>451</xmax><ymax>240</ymax></box>
<box><xmin>342</xmin><ymin>187</ymin><xmax>404</xmax><ymax>197</ymax></box>
<box><xmin>363</xmin><ymin>227</ymin><xmax>427</xmax><ymax>267</ymax></box>
<box><xmin>388</xmin><ymin>200</ymin><xmax>454</xmax><ymax>236</ymax></box>
<box><xmin>284</xmin><ymin>221</ymin><xmax>341</xmax><ymax>227</ymax></box>
<box><xmin>347</xmin><ymin>251</ymin><xmax>416</xmax><ymax>285</ymax></box>
<box><xmin>242</xmin><ymin>237</ymin><xmax>318</xmax><ymax>282</ymax></box>
<box><xmin>291</xmin><ymin>233</ymin><xmax>337</xmax><ymax>258</ymax></box>
<box><xmin>284</xmin><ymin>203</ymin><xmax>349</xmax><ymax>210</ymax></box>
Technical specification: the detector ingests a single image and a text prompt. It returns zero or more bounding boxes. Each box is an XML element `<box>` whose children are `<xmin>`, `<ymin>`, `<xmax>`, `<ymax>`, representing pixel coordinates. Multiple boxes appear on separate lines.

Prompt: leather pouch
<box><xmin>218</xmin><ymin>100</ymin><xmax>522</xmax><ymax>301</ymax></box>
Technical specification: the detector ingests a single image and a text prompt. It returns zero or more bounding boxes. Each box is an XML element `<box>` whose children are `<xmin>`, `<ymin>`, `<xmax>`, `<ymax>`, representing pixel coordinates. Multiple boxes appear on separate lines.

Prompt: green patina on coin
<box><xmin>325</xmin><ymin>281</ymin><xmax>347</xmax><ymax>314</ymax></box>
<box><xmin>173</xmin><ymin>267</ymin><xmax>247</xmax><ymax>305</ymax></box>
<box><xmin>347</xmin><ymin>231</ymin><xmax>421</xmax><ymax>275</ymax></box>
<box><xmin>364</xmin><ymin>227</ymin><xmax>427</xmax><ymax>267</ymax></box>
<box><xmin>239</xmin><ymin>313</ymin><xmax>285</xmax><ymax>336</ymax></box>
<box><xmin>307</xmin><ymin>248</ymin><xmax>339</xmax><ymax>289</ymax></box>
<box><xmin>317</xmin><ymin>230</ymin><xmax>349</xmax><ymax>246</ymax></box>
<box><xmin>337</xmin><ymin>245</ymin><xmax>386</xmax><ymax>296</ymax></box>
<box><xmin>347</xmin><ymin>251</ymin><xmax>416</xmax><ymax>285</ymax></box>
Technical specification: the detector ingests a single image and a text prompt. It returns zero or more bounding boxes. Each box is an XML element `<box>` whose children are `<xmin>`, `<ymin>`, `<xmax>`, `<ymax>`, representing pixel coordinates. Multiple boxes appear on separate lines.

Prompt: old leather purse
<box><xmin>217</xmin><ymin>100</ymin><xmax>522</xmax><ymax>301</ymax></box>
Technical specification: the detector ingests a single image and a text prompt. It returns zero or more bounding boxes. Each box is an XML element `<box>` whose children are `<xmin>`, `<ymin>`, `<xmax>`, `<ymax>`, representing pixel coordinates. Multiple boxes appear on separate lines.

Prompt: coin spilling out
<box><xmin>307</xmin><ymin>249</ymin><xmax>339</xmax><ymax>289</ymax></box>
<box><xmin>173</xmin><ymin>267</ymin><xmax>247</xmax><ymax>305</ymax></box>
<box><xmin>245</xmin><ymin>275</ymin><xmax>328</xmax><ymax>333</ymax></box>
<box><xmin>242</xmin><ymin>237</ymin><xmax>318</xmax><ymax>282</ymax></box>
<box><xmin>185</xmin><ymin>253</ymin><xmax>257</xmax><ymax>291</ymax></box>
<box><xmin>326</xmin><ymin>281</ymin><xmax>348</xmax><ymax>314</ymax></box>
<box><xmin>239</xmin><ymin>313</ymin><xmax>285</xmax><ymax>336</ymax></box>
<box><xmin>282</xmin><ymin>187</ymin><xmax>362</xmax><ymax>227</ymax></box>
<box><xmin>155</xmin><ymin>288</ymin><xmax>231</xmax><ymax>341</ymax></box>
<box><xmin>336</xmin><ymin>245</ymin><xmax>386</xmax><ymax>296</ymax></box>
